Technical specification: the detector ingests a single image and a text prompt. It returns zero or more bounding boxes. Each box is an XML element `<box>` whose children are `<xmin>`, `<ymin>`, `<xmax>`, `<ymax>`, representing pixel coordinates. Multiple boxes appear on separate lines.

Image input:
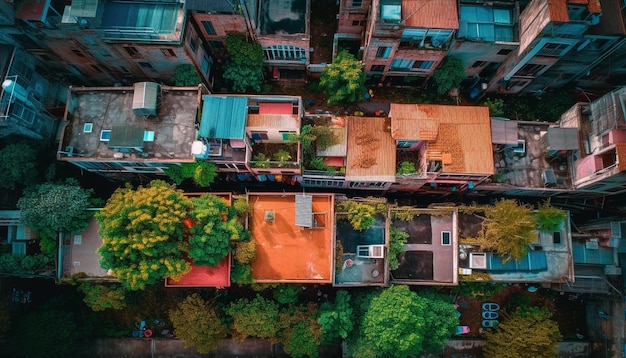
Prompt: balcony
<box><xmin>250</xmin><ymin>143</ymin><xmax>300</xmax><ymax>170</ymax></box>
<box><xmin>99</xmin><ymin>1</ymin><xmax>184</xmax><ymax>43</ymax></box>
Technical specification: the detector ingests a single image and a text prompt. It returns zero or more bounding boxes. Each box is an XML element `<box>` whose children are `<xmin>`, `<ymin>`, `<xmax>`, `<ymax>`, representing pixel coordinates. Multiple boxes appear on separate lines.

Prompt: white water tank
<box><xmin>2</xmin><ymin>78</ymin><xmax>29</xmax><ymax>103</ymax></box>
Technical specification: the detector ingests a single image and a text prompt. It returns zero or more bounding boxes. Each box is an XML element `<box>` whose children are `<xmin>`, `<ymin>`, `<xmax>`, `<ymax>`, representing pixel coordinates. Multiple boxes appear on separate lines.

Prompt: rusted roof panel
<box><xmin>389</xmin><ymin>104</ymin><xmax>494</xmax><ymax>175</ymax></box>
<box><xmin>345</xmin><ymin>116</ymin><xmax>396</xmax><ymax>182</ymax></box>
<box><xmin>402</xmin><ymin>0</ymin><xmax>459</xmax><ymax>29</ymax></box>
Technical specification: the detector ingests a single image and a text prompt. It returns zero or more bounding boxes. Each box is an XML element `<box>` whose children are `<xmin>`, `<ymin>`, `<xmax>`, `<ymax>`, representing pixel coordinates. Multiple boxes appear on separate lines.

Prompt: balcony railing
<box><xmin>249</xmin><ymin>161</ymin><xmax>300</xmax><ymax>169</ymax></box>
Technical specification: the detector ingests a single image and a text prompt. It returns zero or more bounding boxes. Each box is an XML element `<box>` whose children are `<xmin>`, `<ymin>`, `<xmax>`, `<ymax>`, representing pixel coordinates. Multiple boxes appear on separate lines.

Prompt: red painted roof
<box><xmin>165</xmin><ymin>254</ymin><xmax>231</xmax><ymax>288</ymax></box>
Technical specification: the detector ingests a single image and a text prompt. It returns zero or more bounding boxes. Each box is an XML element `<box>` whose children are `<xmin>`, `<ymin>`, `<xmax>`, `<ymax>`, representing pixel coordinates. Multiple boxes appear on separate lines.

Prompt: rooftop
<box><xmin>345</xmin><ymin>116</ymin><xmax>396</xmax><ymax>182</ymax></box>
<box><xmin>401</xmin><ymin>0</ymin><xmax>458</xmax><ymax>29</ymax></box>
<box><xmin>248</xmin><ymin>193</ymin><xmax>334</xmax><ymax>283</ymax></box>
<box><xmin>259</xmin><ymin>0</ymin><xmax>307</xmax><ymax>35</ymax></box>
<box><xmin>59</xmin><ymin>84</ymin><xmax>202</xmax><ymax>163</ymax></box>
<box><xmin>390</xmin><ymin>208</ymin><xmax>458</xmax><ymax>285</ymax></box>
<box><xmin>62</xmin><ymin>217</ymin><xmax>110</xmax><ymax>279</ymax></box>
<box><xmin>389</xmin><ymin>104</ymin><xmax>494</xmax><ymax>175</ymax></box>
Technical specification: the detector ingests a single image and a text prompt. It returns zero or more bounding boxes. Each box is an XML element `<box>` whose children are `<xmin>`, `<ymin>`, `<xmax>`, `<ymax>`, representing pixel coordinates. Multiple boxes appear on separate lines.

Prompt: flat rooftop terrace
<box><xmin>60</xmin><ymin>86</ymin><xmax>202</xmax><ymax>162</ymax></box>
<box><xmin>249</xmin><ymin>193</ymin><xmax>334</xmax><ymax>283</ymax></box>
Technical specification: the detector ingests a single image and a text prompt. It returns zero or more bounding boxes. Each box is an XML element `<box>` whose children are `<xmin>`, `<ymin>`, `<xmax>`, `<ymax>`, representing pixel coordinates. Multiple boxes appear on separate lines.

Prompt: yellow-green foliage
<box><xmin>234</xmin><ymin>239</ymin><xmax>256</xmax><ymax>264</ymax></box>
<box><xmin>96</xmin><ymin>180</ymin><xmax>193</xmax><ymax>290</ymax></box>
<box><xmin>233</xmin><ymin>196</ymin><xmax>250</xmax><ymax>215</ymax></box>
<box><xmin>483</xmin><ymin>307</ymin><xmax>562</xmax><ymax>358</ymax></box>
<box><xmin>389</xmin><ymin>227</ymin><xmax>409</xmax><ymax>270</ymax></box>
<box><xmin>336</xmin><ymin>199</ymin><xmax>385</xmax><ymax>231</ymax></box>
<box><xmin>78</xmin><ymin>283</ymin><xmax>126</xmax><ymax>312</ymax></box>
<box><xmin>392</xmin><ymin>208</ymin><xmax>417</xmax><ymax>221</ymax></box>
<box><xmin>475</xmin><ymin>199</ymin><xmax>537</xmax><ymax>261</ymax></box>
<box><xmin>169</xmin><ymin>293</ymin><xmax>228</xmax><ymax>353</ymax></box>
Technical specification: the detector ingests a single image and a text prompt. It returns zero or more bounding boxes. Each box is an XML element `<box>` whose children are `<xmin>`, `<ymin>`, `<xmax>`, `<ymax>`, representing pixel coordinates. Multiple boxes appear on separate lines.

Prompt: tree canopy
<box><xmin>17</xmin><ymin>180</ymin><xmax>95</xmax><ymax>252</ymax></box>
<box><xmin>171</xmin><ymin>64</ymin><xmax>201</xmax><ymax>86</ymax></box>
<box><xmin>96</xmin><ymin>180</ymin><xmax>193</xmax><ymax>290</ymax></box>
<box><xmin>228</xmin><ymin>294</ymin><xmax>281</xmax><ymax>340</ymax></box>
<box><xmin>223</xmin><ymin>32</ymin><xmax>264</xmax><ymax>93</ymax></box>
<box><xmin>432</xmin><ymin>56</ymin><xmax>466</xmax><ymax>96</ymax></box>
<box><xmin>169</xmin><ymin>293</ymin><xmax>228</xmax><ymax>353</ymax></box>
<box><xmin>320</xmin><ymin>50</ymin><xmax>366</xmax><ymax>105</ymax></box>
<box><xmin>318</xmin><ymin>290</ymin><xmax>354</xmax><ymax>345</ymax></box>
<box><xmin>78</xmin><ymin>283</ymin><xmax>126</xmax><ymax>312</ymax></box>
<box><xmin>355</xmin><ymin>285</ymin><xmax>458</xmax><ymax>357</ymax></box>
<box><xmin>187</xmin><ymin>194</ymin><xmax>245</xmax><ymax>266</ymax></box>
<box><xmin>0</xmin><ymin>142</ymin><xmax>38</xmax><ymax>190</ymax></box>
<box><xmin>164</xmin><ymin>161</ymin><xmax>218</xmax><ymax>187</ymax></box>
<box><xmin>483</xmin><ymin>306</ymin><xmax>562</xmax><ymax>358</ymax></box>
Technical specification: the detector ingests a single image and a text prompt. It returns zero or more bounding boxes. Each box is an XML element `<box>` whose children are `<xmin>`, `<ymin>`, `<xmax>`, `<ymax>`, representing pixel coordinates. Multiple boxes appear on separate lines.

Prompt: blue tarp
<box><xmin>199</xmin><ymin>96</ymin><xmax>248</xmax><ymax>139</ymax></box>
<box><xmin>487</xmin><ymin>251</ymin><xmax>548</xmax><ymax>271</ymax></box>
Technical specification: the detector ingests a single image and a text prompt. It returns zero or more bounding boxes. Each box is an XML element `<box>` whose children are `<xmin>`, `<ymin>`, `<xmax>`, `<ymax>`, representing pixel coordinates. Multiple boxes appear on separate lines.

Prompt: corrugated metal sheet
<box><xmin>491</xmin><ymin>119</ymin><xmax>519</xmax><ymax>145</ymax></box>
<box><xmin>547</xmin><ymin>127</ymin><xmax>579</xmax><ymax>150</ymax></box>
<box><xmin>402</xmin><ymin>0</ymin><xmax>458</xmax><ymax>29</ymax></box>
<box><xmin>345</xmin><ymin>116</ymin><xmax>396</xmax><ymax>182</ymax></box>
<box><xmin>199</xmin><ymin>96</ymin><xmax>248</xmax><ymax>139</ymax></box>
<box><xmin>390</xmin><ymin>104</ymin><xmax>494</xmax><ymax>175</ymax></box>
<box><xmin>487</xmin><ymin>251</ymin><xmax>548</xmax><ymax>271</ymax></box>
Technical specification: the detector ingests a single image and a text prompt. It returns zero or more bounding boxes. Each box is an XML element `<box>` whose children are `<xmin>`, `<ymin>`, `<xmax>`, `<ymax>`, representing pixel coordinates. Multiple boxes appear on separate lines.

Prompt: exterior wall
<box><xmin>184</xmin><ymin>20</ymin><xmax>217</xmax><ymax>89</ymax></box>
<box><xmin>337</xmin><ymin>0</ymin><xmax>372</xmax><ymax>34</ymax></box>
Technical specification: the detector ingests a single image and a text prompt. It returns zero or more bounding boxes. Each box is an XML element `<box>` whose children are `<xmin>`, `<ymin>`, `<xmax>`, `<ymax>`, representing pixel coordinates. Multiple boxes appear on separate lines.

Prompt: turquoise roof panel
<box><xmin>199</xmin><ymin>96</ymin><xmax>248</xmax><ymax>139</ymax></box>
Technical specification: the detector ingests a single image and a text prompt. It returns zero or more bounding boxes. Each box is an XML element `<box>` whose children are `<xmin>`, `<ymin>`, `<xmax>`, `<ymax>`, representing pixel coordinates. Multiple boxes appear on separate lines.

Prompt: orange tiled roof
<box><xmin>402</xmin><ymin>0</ymin><xmax>459</xmax><ymax>29</ymax></box>
<box><xmin>345</xmin><ymin>116</ymin><xmax>397</xmax><ymax>182</ymax></box>
<box><xmin>389</xmin><ymin>104</ymin><xmax>494</xmax><ymax>175</ymax></box>
<box><xmin>549</xmin><ymin>0</ymin><xmax>602</xmax><ymax>22</ymax></box>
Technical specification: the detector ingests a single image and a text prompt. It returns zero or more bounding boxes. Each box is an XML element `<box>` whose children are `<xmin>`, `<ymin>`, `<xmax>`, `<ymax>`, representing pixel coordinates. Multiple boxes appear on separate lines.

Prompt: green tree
<box><xmin>283</xmin><ymin>320</ymin><xmax>320</xmax><ymax>358</ymax></box>
<box><xmin>535</xmin><ymin>201</ymin><xmax>567</xmax><ymax>233</ymax></box>
<box><xmin>357</xmin><ymin>286</ymin><xmax>458</xmax><ymax>357</ymax></box>
<box><xmin>171</xmin><ymin>64</ymin><xmax>202</xmax><ymax>86</ymax></box>
<box><xmin>272</xmin><ymin>284</ymin><xmax>300</xmax><ymax>305</ymax></box>
<box><xmin>169</xmin><ymin>293</ymin><xmax>228</xmax><ymax>353</ymax></box>
<box><xmin>17</xmin><ymin>180</ymin><xmax>95</xmax><ymax>253</ymax></box>
<box><xmin>234</xmin><ymin>239</ymin><xmax>256</xmax><ymax>264</ymax></box>
<box><xmin>164</xmin><ymin>161</ymin><xmax>218</xmax><ymax>187</ymax></box>
<box><xmin>432</xmin><ymin>56</ymin><xmax>466</xmax><ymax>96</ymax></box>
<box><xmin>78</xmin><ymin>283</ymin><xmax>126</xmax><ymax>311</ymax></box>
<box><xmin>320</xmin><ymin>50</ymin><xmax>366</xmax><ymax>105</ymax></box>
<box><xmin>318</xmin><ymin>290</ymin><xmax>353</xmax><ymax>344</ymax></box>
<box><xmin>96</xmin><ymin>180</ymin><xmax>193</xmax><ymax>290</ymax></box>
<box><xmin>389</xmin><ymin>226</ymin><xmax>409</xmax><ymax>270</ymax></box>
<box><xmin>483</xmin><ymin>307</ymin><xmax>562</xmax><ymax>358</ymax></box>
<box><xmin>0</xmin><ymin>142</ymin><xmax>38</xmax><ymax>189</ymax></box>
<box><xmin>228</xmin><ymin>294</ymin><xmax>281</xmax><ymax>340</ymax></box>
<box><xmin>223</xmin><ymin>32</ymin><xmax>264</xmax><ymax>93</ymax></box>
<box><xmin>187</xmin><ymin>194</ymin><xmax>245</xmax><ymax>266</ymax></box>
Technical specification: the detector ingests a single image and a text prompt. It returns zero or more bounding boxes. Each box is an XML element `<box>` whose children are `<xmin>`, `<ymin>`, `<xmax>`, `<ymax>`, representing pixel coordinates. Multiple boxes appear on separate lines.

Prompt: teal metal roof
<box><xmin>199</xmin><ymin>96</ymin><xmax>248</xmax><ymax>139</ymax></box>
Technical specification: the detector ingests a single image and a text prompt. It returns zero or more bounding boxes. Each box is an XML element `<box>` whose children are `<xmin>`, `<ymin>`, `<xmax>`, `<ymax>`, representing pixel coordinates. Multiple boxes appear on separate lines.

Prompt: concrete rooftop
<box><xmin>60</xmin><ymin>85</ymin><xmax>203</xmax><ymax>163</ymax></box>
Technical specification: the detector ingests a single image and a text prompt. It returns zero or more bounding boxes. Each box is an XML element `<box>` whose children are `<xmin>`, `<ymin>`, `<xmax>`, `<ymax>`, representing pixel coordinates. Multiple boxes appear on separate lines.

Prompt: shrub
<box><xmin>389</xmin><ymin>227</ymin><xmax>409</xmax><ymax>270</ymax></box>
<box><xmin>397</xmin><ymin>161</ymin><xmax>418</xmax><ymax>175</ymax></box>
<box><xmin>535</xmin><ymin>201</ymin><xmax>567</xmax><ymax>233</ymax></box>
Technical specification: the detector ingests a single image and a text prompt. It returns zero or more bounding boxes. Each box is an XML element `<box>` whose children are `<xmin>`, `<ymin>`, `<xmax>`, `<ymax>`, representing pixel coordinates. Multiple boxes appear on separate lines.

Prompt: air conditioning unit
<box><xmin>357</xmin><ymin>245</ymin><xmax>385</xmax><ymax>258</ymax></box>
<box><xmin>132</xmin><ymin>82</ymin><xmax>159</xmax><ymax>117</ymax></box>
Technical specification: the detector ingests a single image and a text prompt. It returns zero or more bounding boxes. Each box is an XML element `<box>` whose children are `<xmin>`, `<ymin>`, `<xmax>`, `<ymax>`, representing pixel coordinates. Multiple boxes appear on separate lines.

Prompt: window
<box><xmin>161</xmin><ymin>48</ymin><xmax>176</xmax><ymax>58</ymax></box>
<box><xmin>202</xmin><ymin>21</ymin><xmax>216</xmax><ymax>35</ymax></box>
<box><xmin>538</xmin><ymin>42</ymin><xmax>571</xmax><ymax>57</ymax></box>
<box><xmin>100</xmin><ymin>130</ymin><xmax>111</xmax><ymax>141</ymax></box>
<box><xmin>10</xmin><ymin>102</ymin><xmax>35</xmax><ymax>125</ymax></box>
<box><xmin>73</xmin><ymin>235</ymin><xmax>82</xmax><ymax>245</ymax></box>
<box><xmin>376</xmin><ymin>46</ymin><xmax>392</xmax><ymax>59</ymax></box>
<box><xmin>412</xmin><ymin>60</ymin><xmax>434</xmax><ymax>70</ymax></box>
<box><xmin>352</xmin><ymin>20</ymin><xmax>364</xmax><ymax>26</ymax></box>
<box><xmin>515</xmin><ymin>63</ymin><xmax>546</xmax><ymax>76</ymax></box>
<box><xmin>459</xmin><ymin>6</ymin><xmax>514</xmax><ymax>42</ymax></box>
<box><xmin>83</xmin><ymin>123</ymin><xmax>93</xmax><ymax>133</ymax></box>
<box><xmin>250</xmin><ymin>131</ymin><xmax>268</xmax><ymax>141</ymax></box>
<box><xmin>441</xmin><ymin>231</ymin><xmax>451</xmax><ymax>245</ymax></box>
<box><xmin>138</xmin><ymin>62</ymin><xmax>156</xmax><ymax>72</ymax></box>
<box><xmin>401</xmin><ymin>28</ymin><xmax>453</xmax><ymax>47</ymax></box>
<box><xmin>71</xmin><ymin>49</ymin><xmax>85</xmax><ymax>57</ymax></box>
<box><xmin>189</xmin><ymin>37</ymin><xmax>197</xmax><ymax>52</ymax></box>
<box><xmin>119</xmin><ymin>66</ymin><xmax>130</xmax><ymax>73</ymax></box>
<box><xmin>91</xmin><ymin>64</ymin><xmax>103</xmax><ymax>72</ymax></box>
<box><xmin>351</xmin><ymin>0</ymin><xmax>362</xmax><ymax>7</ymax></box>
<box><xmin>553</xmin><ymin>231</ymin><xmax>562</xmax><ymax>244</ymax></box>
<box><xmin>201</xmin><ymin>56</ymin><xmax>212</xmax><ymax>75</ymax></box>
<box><xmin>371</xmin><ymin>64</ymin><xmax>385</xmax><ymax>72</ymax></box>
<box><xmin>497</xmin><ymin>48</ymin><xmax>512</xmax><ymax>55</ymax></box>
<box><xmin>123</xmin><ymin>46</ymin><xmax>141</xmax><ymax>58</ymax></box>
<box><xmin>264</xmin><ymin>45</ymin><xmax>307</xmax><ymax>61</ymax></box>
<box><xmin>472</xmin><ymin>61</ymin><xmax>487</xmax><ymax>68</ymax></box>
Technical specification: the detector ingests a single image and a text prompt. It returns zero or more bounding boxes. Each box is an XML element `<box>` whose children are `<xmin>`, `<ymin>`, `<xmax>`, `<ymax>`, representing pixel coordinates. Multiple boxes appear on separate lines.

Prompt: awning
<box><xmin>259</xmin><ymin>102</ymin><xmax>293</xmax><ymax>115</ymax></box>
<box><xmin>491</xmin><ymin>118</ymin><xmax>518</xmax><ymax>145</ymax></box>
<box><xmin>547</xmin><ymin>127</ymin><xmax>579</xmax><ymax>150</ymax></box>
<box><xmin>199</xmin><ymin>96</ymin><xmax>248</xmax><ymax>139</ymax></box>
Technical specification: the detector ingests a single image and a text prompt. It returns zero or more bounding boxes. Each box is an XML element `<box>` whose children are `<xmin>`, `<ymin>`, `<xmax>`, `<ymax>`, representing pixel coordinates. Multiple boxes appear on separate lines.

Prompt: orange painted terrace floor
<box><xmin>248</xmin><ymin>193</ymin><xmax>335</xmax><ymax>283</ymax></box>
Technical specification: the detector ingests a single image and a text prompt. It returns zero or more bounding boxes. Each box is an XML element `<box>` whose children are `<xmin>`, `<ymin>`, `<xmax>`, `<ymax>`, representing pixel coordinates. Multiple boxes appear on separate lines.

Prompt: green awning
<box><xmin>199</xmin><ymin>96</ymin><xmax>248</xmax><ymax>139</ymax></box>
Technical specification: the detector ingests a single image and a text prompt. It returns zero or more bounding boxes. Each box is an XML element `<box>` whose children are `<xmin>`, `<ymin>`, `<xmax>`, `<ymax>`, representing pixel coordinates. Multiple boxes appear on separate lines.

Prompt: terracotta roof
<box><xmin>569</xmin><ymin>0</ymin><xmax>602</xmax><ymax>14</ymax></box>
<box><xmin>389</xmin><ymin>104</ymin><xmax>494</xmax><ymax>175</ymax></box>
<box><xmin>402</xmin><ymin>0</ymin><xmax>459</xmax><ymax>29</ymax></box>
<box><xmin>345</xmin><ymin>116</ymin><xmax>397</xmax><ymax>182</ymax></box>
<box><xmin>618</xmin><ymin>143</ymin><xmax>626</xmax><ymax>172</ymax></box>
<box><xmin>549</xmin><ymin>0</ymin><xmax>602</xmax><ymax>22</ymax></box>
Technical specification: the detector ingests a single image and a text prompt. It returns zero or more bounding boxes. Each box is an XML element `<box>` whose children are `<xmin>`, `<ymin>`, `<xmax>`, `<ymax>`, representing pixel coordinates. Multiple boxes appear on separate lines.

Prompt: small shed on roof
<box><xmin>491</xmin><ymin>118</ymin><xmax>519</xmax><ymax>145</ymax></box>
<box><xmin>199</xmin><ymin>96</ymin><xmax>248</xmax><ymax>139</ymax></box>
<box><xmin>546</xmin><ymin>127</ymin><xmax>579</xmax><ymax>151</ymax></box>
